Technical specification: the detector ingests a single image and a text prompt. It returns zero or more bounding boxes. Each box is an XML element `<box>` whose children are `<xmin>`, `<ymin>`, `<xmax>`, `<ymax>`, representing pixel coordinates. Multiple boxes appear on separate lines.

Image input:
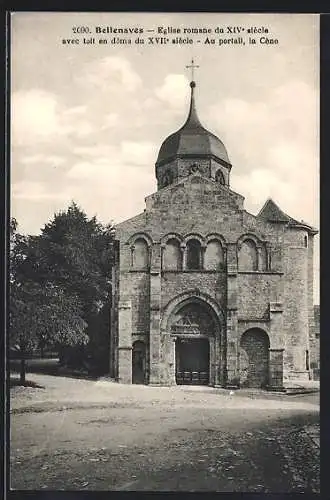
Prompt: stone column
<box><xmin>160</xmin><ymin>244</ymin><xmax>165</xmax><ymax>271</ymax></box>
<box><xmin>257</xmin><ymin>246</ymin><xmax>262</xmax><ymax>271</ymax></box>
<box><xmin>214</xmin><ymin>335</ymin><xmax>222</xmax><ymax>387</ymax></box>
<box><xmin>209</xmin><ymin>337</ymin><xmax>215</xmax><ymax>386</ymax></box>
<box><xmin>130</xmin><ymin>245</ymin><xmax>135</xmax><ymax>267</ymax></box>
<box><xmin>118</xmin><ymin>300</ymin><xmax>132</xmax><ymax>383</ymax></box>
<box><xmin>180</xmin><ymin>243</ymin><xmax>186</xmax><ymax>270</ymax></box>
<box><xmin>266</xmin><ymin>243</ymin><xmax>272</xmax><ymax>271</ymax></box>
<box><xmin>267</xmin><ymin>348</ymin><xmax>285</xmax><ymax>391</ymax></box>
<box><xmin>226</xmin><ymin>309</ymin><xmax>239</xmax><ymax>388</ymax></box>
<box><xmin>226</xmin><ymin>243</ymin><xmax>239</xmax><ymax>388</ymax></box>
<box><xmin>201</xmin><ymin>244</ymin><xmax>207</xmax><ymax>270</ymax></box>
<box><xmin>149</xmin><ymin>243</ymin><xmax>162</xmax><ymax>385</ymax></box>
<box><xmin>168</xmin><ymin>336</ymin><xmax>176</xmax><ymax>385</ymax></box>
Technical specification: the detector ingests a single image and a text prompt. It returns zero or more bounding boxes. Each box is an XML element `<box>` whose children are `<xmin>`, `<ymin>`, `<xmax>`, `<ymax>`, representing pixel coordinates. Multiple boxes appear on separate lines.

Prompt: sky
<box><xmin>10</xmin><ymin>12</ymin><xmax>319</xmax><ymax>302</ymax></box>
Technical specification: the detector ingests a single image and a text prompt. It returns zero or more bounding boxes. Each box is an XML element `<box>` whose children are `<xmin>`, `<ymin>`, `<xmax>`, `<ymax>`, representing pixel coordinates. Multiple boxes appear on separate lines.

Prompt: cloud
<box><xmin>206</xmin><ymin>78</ymin><xmax>319</xmax><ymax>227</ymax></box>
<box><xmin>11</xmin><ymin>89</ymin><xmax>95</xmax><ymax>146</ymax></box>
<box><xmin>208</xmin><ymin>79</ymin><xmax>318</xmax><ymax>166</ymax></box>
<box><xmin>231</xmin><ymin>142</ymin><xmax>318</xmax><ymax>226</ymax></box>
<box><xmin>67</xmin><ymin>120</ymin><xmax>94</xmax><ymax>138</ymax></box>
<box><xmin>66</xmin><ymin>139</ymin><xmax>158</xmax><ymax>219</ymax></box>
<box><xmin>78</xmin><ymin>56</ymin><xmax>142</xmax><ymax>93</ymax></box>
<box><xmin>69</xmin><ymin>141</ymin><xmax>157</xmax><ymax>178</ymax></box>
<box><xmin>11</xmin><ymin>90</ymin><xmax>60</xmax><ymax>146</ymax></box>
<box><xmin>64</xmin><ymin>157</ymin><xmax>156</xmax><ymax>225</ymax></box>
<box><xmin>155</xmin><ymin>74</ymin><xmax>190</xmax><ymax>110</ymax></box>
<box><xmin>11</xmin><ymin>180</ymin><xmax>69</xmax><ymax>201</ymax></box>
<box><xmin>62</xmin><ymin>105</ymin><xmax>87</xmax><ymax>116</ymax></box>
<box><xmin>231</xmin><ymin>169</ymin><xmax>296</xmax><ymax>213</ymax></box>
<box><xmin>120</xmin><ymin>141</ymin><xmax>157</xmax><ymax>166</ymax></box>
<box><xmin>101</xmin><ymin>113</ymin><xmax>119</xmax><ymax>130</ymax></box>
<box><xmin>73</xmin><ymin>144</ymin><xmax>117</xmax><ymax>158</ymax></box>
<box><xmin>21</xmin><ymin>154</ymin><xmax>67</xmax><ymax>167</ymax></box>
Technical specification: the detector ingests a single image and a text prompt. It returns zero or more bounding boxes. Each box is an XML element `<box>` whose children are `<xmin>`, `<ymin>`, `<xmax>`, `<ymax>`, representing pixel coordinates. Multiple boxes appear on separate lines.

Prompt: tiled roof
<box><xmin>258</xmin><ymin>199</ymin><xmax>292</xmax><ymax>222</ymax></box>
<box><xmin>156</xmin><ymin>81</ymin><xmax>230</xmax><ymax>166</ymax></box>
<box><xmin>258</xmin><ymin>198</ymin><xmax>318</xmax><ymax>234</ymax></box>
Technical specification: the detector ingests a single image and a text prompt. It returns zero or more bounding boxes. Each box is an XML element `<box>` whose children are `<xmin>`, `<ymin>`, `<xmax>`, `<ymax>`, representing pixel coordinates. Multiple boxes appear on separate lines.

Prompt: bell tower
<box><xmin>155</xmin><ymin>60</ymin><xmax>232</xmax><ymax>190</ymax></box>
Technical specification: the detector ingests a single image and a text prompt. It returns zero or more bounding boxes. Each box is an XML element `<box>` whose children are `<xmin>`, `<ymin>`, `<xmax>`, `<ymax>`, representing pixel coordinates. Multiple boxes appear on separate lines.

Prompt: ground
<box><xmin>10</xmin><ymin>373</ymin><xmax>320</xmax><ymax>493</ymax></box>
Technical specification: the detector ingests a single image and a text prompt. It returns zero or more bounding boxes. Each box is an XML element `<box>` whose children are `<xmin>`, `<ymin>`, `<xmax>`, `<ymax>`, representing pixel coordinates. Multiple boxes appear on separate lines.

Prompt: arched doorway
<box><xmin>132</xmin><ymin>341</ymin><xmax>146</xmax><ymax>384</ymax></box>
<box><xmin>170</xmin><ymin>301</ymin><xmax>217</xmax><ymax>385</ymax></box>
<box><xmin>239</xmin><ymin>329</ymin><xmax>270</xmax><ymax>388</ymax></box>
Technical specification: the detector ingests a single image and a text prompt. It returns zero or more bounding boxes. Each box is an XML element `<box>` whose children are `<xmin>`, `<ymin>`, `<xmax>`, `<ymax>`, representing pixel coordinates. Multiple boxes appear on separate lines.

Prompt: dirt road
<box><xmin>10</xmin><ymin>375</ymin><xmax>320</xmax><ymax>492</ymax></box>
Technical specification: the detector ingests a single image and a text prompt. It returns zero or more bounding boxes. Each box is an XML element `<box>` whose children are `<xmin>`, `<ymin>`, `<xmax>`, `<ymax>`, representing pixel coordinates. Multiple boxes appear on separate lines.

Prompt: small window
<box><xmin>304</xmin><ymin>235</ymin><xmax>308</xmax><ymax>248</ymax></box>
<box><xmin>162</xmin><ymin>169</ymin><xmax>173</xmax><ymax>188</ymax></box>
<box><xmin>215</xmin><ymin>169</ymin><xmax>225</xmax><ymax>185</ymax></box>
<box><xmin>186</xmin><ymin>239</ymin><xmax>202</xmax><ymax>270</ymax></box>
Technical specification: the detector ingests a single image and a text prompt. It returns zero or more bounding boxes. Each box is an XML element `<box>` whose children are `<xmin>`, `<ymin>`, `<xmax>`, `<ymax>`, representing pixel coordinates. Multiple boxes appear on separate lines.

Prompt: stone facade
<box><xmin>110</xmin><ymin>81</ymin><xmax>318</xmax><ymax>390</ymax></box>
<box><xmin>309</xmin><ymin>305</ymin><xmax>320</xmax><ymax>380</ymax></box>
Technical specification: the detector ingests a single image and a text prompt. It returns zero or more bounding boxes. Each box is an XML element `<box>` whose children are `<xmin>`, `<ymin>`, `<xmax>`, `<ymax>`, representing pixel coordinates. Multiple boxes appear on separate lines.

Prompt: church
<box><xmin>110</xmin><ymin>70</ymin><xmax>318</xmax><ymax>390</ymax></box>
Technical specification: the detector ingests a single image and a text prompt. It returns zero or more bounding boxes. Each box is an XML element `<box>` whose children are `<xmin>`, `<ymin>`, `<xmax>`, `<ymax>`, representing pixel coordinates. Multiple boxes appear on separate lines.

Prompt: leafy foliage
<box><xmin>10</xmin><ymin>280</ymin><xmax>88</xmax><ymax>353</ymax></box>
<box><xmin>20</xmin><ymin>202</ymin><xmax>114</xmax><ymax>320</ymax></box>
<box><xmin>9</xmin><ymin>203</ymin><xmax>115</xmax><ymax>376</ymax></box>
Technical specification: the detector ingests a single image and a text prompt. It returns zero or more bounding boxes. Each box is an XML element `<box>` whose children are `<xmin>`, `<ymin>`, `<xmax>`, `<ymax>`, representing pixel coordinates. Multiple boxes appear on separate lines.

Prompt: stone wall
<box><xmin>111</xmin><ymin>175</ymin><xmax>316</xmax><ymax>386</ymax></box>
<box><xmin>309</xmin><ymin>305</ymin><xmax>320</xmax><ymax>380</ymax></box>
<box><xmin>282</xmin><ymin>229</ymin><xmax>310</xmax><ymax>380</ymax></box>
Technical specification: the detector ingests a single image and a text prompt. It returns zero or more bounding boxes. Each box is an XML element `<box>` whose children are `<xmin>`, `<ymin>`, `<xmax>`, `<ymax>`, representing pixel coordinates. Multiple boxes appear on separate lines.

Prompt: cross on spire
<box><xmin>186</xmin><ymin>58</ymin><xmax>199</xmax><ymax>82</ymax></box>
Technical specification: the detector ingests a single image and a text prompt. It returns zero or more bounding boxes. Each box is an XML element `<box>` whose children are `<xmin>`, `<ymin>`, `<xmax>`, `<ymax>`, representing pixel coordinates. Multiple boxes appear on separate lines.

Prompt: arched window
<box><xmin>215</xmin><ymin>169</ymin><xmax>225</xmax><ymax>185</ymax></box>
<box><xmin>132</xmin><ymin>238</ymin><xmax>149</xmax><ymax>269</ymax></box>
<box><xmin>238</xmin><ymin>239</ymin><xmax>258</xmax><ymax>271</ymax></box>
<box><xmin>186</xmin><ymin>239</ymin><xmax>202</xmax><ymax>270</ymax></box>
<box><xmin>163</xmin><ymin>239</ymin><xmax>182</xmax><ymax>270</ymax></box>
<box><xmin>204</xmin><ymin>240</ymin><xmax>224</xmax><ymax>270</ymax></box>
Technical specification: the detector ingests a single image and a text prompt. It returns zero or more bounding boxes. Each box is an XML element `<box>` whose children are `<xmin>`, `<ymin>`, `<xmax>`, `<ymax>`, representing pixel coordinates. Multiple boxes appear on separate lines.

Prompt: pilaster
<box><xmin>118</xmin><ymin>300</ymin><xmax>132</xmax><ymax>383</ymax></box>
<box><xmin>209</xmin><ymin>337</ymin><xmax>216</xmax><ymax>386</ymax></box>
<box><xmin>226</xmin><ymin>243</ymin><xmax>239</xmax><ymax>387</ymax></box>
<box><xmin>168</xmin><ymin>336</ymin><xmax>176</xmax><ymax>385</ymax></box>
<box><xmin>149</xmin><ymin>243</ymin><xmax>162</xmax><ymax>385</ymax></box>
<box><xmin>180</xmin><ymin>243</ymin><xmax>187</xmax><ymax>270</ymax></box>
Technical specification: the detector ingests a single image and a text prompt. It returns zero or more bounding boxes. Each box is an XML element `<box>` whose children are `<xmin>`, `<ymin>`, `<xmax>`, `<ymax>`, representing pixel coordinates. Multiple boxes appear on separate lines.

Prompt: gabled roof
<box><xmin>258</xmin><ymin>198</ymin><xmax>292</xmax><ymax>222</ymax></box>
<box><xmin>257</xmin><ymin>198</ymin><xmax>318</xmax><ymax>234</ymax></box>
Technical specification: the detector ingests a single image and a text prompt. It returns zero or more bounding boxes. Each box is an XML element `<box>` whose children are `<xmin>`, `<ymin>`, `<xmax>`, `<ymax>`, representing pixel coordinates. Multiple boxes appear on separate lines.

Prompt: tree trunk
<box><xmin>40</xmin><ymin>344</ymin><xmax>44</xmax><ymax>358</ymax></box>
<box><xmin>20</xmin><ymin>357</ymin><xmax>26</xmax><ymax>385</ymax></box>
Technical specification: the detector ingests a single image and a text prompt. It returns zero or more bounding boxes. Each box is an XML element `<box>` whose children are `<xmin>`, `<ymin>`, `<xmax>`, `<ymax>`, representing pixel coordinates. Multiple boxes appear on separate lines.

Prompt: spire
<box><xmin>155</xmin><ymin>59</ymin><xmax>231</xmax><ymax>170</ymax></box>
<box><xmin>184</xmin><ymin>80</ymin><xmax>202</xmax><ymax>127</ymax></box>
<box><xmin>184</xmin><ymin>59</ymin><xmax>202</xmax><ymax>128</ymax></box>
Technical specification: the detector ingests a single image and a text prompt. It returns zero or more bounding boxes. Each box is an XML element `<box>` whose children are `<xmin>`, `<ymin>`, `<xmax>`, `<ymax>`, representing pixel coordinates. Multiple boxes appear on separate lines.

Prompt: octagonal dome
<box><xmin>156</xmin><ymin>81</ymin><xmax>230</xmax><ymax>167</ymax></box>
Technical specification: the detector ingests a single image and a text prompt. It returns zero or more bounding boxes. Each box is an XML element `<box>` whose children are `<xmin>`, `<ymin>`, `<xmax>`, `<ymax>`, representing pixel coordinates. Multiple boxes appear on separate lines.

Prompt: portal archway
<box><xmin>167</xmin><ymin>299</ymin><xmax>220</xmax><ymax>386</ymax></box>
<box><xmin>239</xmin><ymin>328</ymin><xmax>270</xmax><ymax>388</ymax></box>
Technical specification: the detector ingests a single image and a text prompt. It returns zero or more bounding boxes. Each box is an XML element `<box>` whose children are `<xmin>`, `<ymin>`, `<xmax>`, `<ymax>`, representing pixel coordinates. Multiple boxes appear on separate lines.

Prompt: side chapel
<box><xmin>110</xmin><ymin>64</ymin><xmax>318</xmax><ymax>390</ymax></box>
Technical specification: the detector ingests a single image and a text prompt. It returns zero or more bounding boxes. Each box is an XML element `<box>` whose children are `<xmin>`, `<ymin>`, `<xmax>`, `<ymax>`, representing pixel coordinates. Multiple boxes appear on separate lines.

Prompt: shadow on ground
<box><xmin>10</xmin><ymin>378</ymin><xmax>45</xmax><ymax>389</ymax></box>
<box><xmin>9</xmin><ymin>358</ymin><xmax>99</xmax><ymax>381</ymax></box>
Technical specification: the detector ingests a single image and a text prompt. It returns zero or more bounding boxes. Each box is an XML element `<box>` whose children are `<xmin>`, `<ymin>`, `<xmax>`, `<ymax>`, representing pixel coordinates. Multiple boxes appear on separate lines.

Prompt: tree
<box><xmin>11</xmin><ymin>203</ymin><xmax>115</xmax><ymax>374</ymax></box>
<box><xmin>9</xmin><ymin>218</ymin><xmax>89</xmax><ymax>384</ymax></box>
